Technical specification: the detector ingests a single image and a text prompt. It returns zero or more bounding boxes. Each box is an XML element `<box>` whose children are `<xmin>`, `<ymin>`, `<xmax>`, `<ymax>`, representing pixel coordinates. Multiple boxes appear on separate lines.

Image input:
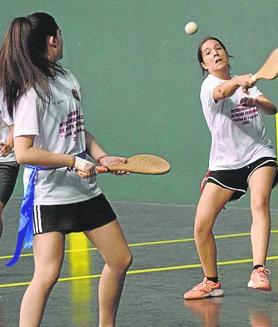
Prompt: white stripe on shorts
<box><xmin>247</xmin><ymin>159</ymin><xmax>277</xmax><ymax>182</ymax></box>
<box><xmin>33</xmin><ymin>205</ymin><xmax>42</xmax><ymax>234</ymax></box>
<box><xmin>207</xmin><ymin>176</ymin><xmax>246</xmax><ymax>194</ymax></box>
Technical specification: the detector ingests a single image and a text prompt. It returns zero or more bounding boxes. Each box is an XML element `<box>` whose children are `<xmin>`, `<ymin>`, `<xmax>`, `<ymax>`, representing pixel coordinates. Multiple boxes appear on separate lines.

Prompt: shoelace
<box><xmin>193</xmin><ymin>278</ymin><xmax>215</xmax><ymax>292</ymax></box>
<box><xmin>257</xmin><ymin>268</ymin><xmax>271</xmax><ymax>282</ymax></box>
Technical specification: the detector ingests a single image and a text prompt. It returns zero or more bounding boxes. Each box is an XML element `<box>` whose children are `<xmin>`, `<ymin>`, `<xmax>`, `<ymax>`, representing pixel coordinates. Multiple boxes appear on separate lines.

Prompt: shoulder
<box><xmin>201</xmin><ymin>74</ymin><xmax>222</xmax><ymax>89</ymax></box>
<box><xmin>201</xmin><ymin>74</ymin><xmax>222</xmax><ymax>98</ymax></box>
<box><xmin>16</xmin><ymin>87</ymin><xmax>39</xmax><ymax>115</ymax></box>
<box><xmin>61</xmin><ymin>68</ymin><xmax>79</xmax><ymax>83</ymax></box>
<box><xmin>55</xmin><ymin>68</ymin><xmax>81</xmax><ymax>91</ymax></box>
<box><xmin>21</xmin><ymin>87</ymin><xmax>38</xmax><ymax>100</ymax></box>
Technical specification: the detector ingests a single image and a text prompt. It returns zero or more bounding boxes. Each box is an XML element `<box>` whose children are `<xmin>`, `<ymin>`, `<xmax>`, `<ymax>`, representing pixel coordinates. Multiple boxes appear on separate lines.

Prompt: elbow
<box><xmin>214</xmin><ymin>88</ymin><xmax>226</xmax><ymax>101</ymax></box>
<box><xmin>14</xmin><ymin>152</ymin><xmax>28</xmax><ymax>165</ymax></box>
<box><xmin>14</xmin><ymin>136</ymin><xmax>34</xmax><ymax>164</ymax></box>
<box><xmin>15</xmin><ymin>156</ymin><xmax>26</xmax><ymax>165</ymax></box>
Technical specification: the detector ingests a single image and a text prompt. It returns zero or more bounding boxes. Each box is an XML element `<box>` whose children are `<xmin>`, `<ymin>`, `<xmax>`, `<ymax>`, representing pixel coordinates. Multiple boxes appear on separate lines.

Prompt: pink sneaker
<box><xmin>184</xmin><ymin>278</ymin><xmax>224</xmax><ymax>300</ymax></box>
<box><xmin>247</xmin><ymin>267</ymin><xmax>271</xmax><ymax>291</ymax></box>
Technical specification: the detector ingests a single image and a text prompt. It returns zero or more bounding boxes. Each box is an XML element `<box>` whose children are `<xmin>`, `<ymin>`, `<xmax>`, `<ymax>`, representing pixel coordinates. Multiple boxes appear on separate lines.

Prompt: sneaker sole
<box><xmin>207</xmin><ymin>289</ymin><xmax>224</xmax><ymax>297</ymax></box>
<box><xmin>247</xmin><ymin>281</ymin><xmax>272</xmax><ymax>292</ymax></box>
<box><xmin>184</xmin><ymin>289</ymin><xmax>224</xmax><ymax>300</ymax></box>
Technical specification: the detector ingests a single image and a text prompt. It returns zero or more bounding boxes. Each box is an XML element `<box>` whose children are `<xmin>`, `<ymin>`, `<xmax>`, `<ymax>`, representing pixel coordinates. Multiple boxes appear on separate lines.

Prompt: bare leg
<box><xmin>19</xmin><ymin>232</ymin><xmax>65</xmax><ymax>327</ymax></box>
<box><xmin>194</xmin><ymin>183</ymin><xmax>234</xmax><ymax>277</ymax></box>
<box><xmin>84</xmin><ymin>220</ymin><xmax>132</xmax><ymax>327</ymax></box>
<box><xmin>249</xmin><ymin>166</ymin><xmax>276</xmax><ymax>266</ymax></box>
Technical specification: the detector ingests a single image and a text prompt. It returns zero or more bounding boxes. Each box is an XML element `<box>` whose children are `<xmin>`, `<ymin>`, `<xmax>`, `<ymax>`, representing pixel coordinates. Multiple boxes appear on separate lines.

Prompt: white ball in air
<box><xmin>184</xmin><ymin>21</ymin><xmax>198</xmax><ymax>35</ymax></box>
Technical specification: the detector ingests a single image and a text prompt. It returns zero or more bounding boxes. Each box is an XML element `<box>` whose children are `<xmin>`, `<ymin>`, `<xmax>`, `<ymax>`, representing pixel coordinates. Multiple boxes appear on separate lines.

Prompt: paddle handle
<box><xmin>251</xmin><ymin>73</ymin><xmax>257</xmax><ymax>83</ymax></box>
<box><xmin>96</xmin><ymin>166</ymin><xmax>110</xmax><ymax>174</ymax></box>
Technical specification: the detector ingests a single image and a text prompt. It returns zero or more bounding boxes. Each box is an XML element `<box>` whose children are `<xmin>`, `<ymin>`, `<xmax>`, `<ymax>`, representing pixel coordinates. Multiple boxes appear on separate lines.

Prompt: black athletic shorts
<box><xmin>0</xmin><ymin>161</ymin><xmax>19</xmax><ymax>205</ymax></box>
<box><xmin>32</xmin><ymin>193</ymin><xmax>117</xmax><ymax>235</ymax></box>
<box><xmin>207</xmin><ymin>157</ymin><xmax>278</xmax><ymax>201</ymax></box>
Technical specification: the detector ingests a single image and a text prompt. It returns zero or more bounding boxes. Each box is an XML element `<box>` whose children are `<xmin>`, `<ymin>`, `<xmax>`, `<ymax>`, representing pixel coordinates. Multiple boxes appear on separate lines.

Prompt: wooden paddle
<box><xmin>97</xmin><ymin>154</ymin><xmax>171</xmax><ymax>175</ymax></box>
<box><xmin>251</xmin><ymin>48</ymin><xmax>278</xmax><ymax>82</ymax></box>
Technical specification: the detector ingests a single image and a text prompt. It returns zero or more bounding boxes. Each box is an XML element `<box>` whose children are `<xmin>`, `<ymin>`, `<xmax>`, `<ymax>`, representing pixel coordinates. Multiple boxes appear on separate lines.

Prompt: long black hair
<box><xmin>0</xmin><ymin>12</ymin><xmax>65</xmax><ymax>117</ymax></box>
<box><xmin>197</xmin><ymin>36</ymin><xmax>232</xmax><ymax>75</ymax></box>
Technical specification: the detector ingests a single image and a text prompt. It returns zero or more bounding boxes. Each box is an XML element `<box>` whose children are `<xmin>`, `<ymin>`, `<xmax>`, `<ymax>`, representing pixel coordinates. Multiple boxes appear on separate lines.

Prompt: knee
<box><xmin>33</xmin><ymin>268</ymin><xmax>60</xmax><ymax>290</ymax></box>
<box><xmin>109</xmin><ymin>251</ymin><xmax>133</xmax><ymax>274</ymax></box>
<box><xmin>251</xmin><ymin>197</ymin><xmax>270</xmax><ymax>214</ymax></box>
<box><xmin>119</xmin><ymin>252</ymin><xmax>133</xmax><ymax>272</ymax></box>
<box><xmin>194</xmin><ymin>220</ymin><xmax>213</xmax><ymax>240</ymax></box>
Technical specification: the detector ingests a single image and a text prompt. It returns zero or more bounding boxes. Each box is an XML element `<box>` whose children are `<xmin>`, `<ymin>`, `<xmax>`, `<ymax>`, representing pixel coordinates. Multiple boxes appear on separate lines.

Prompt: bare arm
<box><xmin>213</xmin><ymin>74</ymin><xmax>255</xmax><ymax>101</ymax></box>
<box><xmin>255</xmin><ymin>95</ymin><xmax>277</xmax><ymax>115</ymax></box>
<box><xmin>14</xmin><ymin>135</ymin><xmax>74</xmax><ymax>166</ymax></box>
<box><xmin>85</xmin><ymin>130</ymin><xmax>127</xmax><ymax>173</ymax></box>
<box><xmin>15</xmin><ymin>135</ymin><xmax>97</xmax><ymax>177</ymax></box>
<box><xmin>0</xmin><ymin>125</ymin><xmax>14</xmax><ymax>157</ymax></box>
<box><xmin>6</xmin><ymin>125</ymin><xmax>14</xmax><ymax>147</ymax></box>
<box><xmin>85</xmin><ymin>130</ymin><xmax>108</xmax><ymax>160</ymax></box>
<box><xmin>240</xmin><ymin>95</ymin><xmax>277</xmax><ymax>115</ymax></box>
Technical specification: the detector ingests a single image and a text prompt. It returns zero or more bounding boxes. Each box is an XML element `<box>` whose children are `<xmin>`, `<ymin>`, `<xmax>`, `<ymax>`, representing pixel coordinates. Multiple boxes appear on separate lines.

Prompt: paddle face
<box><xmin>254</xmin><ymin>48</ymin><xmax>278</xmax><ymax>81</ymax></box>
<box><xmin>104</xmin><ymin>154</ymin><xmax>171</xmax><ymax>175</ymax></box>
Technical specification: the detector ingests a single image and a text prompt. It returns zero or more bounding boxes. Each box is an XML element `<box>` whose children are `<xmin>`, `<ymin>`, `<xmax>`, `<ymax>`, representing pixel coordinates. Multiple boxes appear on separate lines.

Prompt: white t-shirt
<box><xmin>0</xmin><ymin>91</ymin><xmax>16</xmax><ymax>162</ymax></box>
<box><xmin>201</xmin><ymin>74</ymin><xmax>276</xmax><ymax>170</ymax></box>
<box><xmin>14</xmin><ymin>70</ymin><xmax>101</xmax><ymax>205</ymax></box>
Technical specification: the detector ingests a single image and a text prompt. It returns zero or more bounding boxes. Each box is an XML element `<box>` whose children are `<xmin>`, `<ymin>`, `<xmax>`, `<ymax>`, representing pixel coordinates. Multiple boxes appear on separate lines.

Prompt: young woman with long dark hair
<box><xmin>0</xmin><ymin>12</ymin><xmax>132</xmax><ymax>326</ymax></box>
<box><xmin>184</xmin><ymin>37</ymin><xmax>277</xmax><ymax>300</ymax></box>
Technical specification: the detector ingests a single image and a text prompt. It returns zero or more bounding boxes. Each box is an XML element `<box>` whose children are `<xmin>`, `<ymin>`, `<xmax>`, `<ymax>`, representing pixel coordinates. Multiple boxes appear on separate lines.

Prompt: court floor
<box><xmin>0</xmin><ymin>198</ymin><xmax>278</xmax><ymax>326</ymax></box>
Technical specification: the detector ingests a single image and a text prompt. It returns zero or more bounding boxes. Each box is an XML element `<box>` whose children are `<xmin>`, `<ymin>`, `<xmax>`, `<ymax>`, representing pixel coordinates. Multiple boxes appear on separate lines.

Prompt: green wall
<box><xmin>1</xmin><ymin>0</ymin><xmax>278</xmax><ymax>206</ymax></box>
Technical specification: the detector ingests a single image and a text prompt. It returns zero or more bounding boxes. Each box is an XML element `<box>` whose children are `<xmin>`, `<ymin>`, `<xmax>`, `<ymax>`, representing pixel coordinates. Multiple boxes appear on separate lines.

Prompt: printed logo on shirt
<box><xmin>231</xmin><ymin>105</ymin><xmax>259</xmax><ymax>126</ymax></box>
<box><xmin>59</xmin><ymin>110</ymin><xmax>85</xmax><ymax>141</ymax></box>
<box><xmin>72</xmin><ymin>89</ymin><xmax>80</xmax><ymax>101</ymax></box>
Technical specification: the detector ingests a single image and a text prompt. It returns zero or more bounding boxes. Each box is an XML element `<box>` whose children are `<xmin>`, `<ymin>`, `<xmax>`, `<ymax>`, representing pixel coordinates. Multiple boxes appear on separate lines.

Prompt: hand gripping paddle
<box><xmin>97</xmin><ymin>154</ymin><xmax>171</xmax><ymax>175</ymax></box>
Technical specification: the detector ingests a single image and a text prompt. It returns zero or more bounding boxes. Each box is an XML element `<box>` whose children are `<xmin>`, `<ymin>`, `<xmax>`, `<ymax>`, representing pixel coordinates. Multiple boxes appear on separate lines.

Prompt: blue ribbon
<box><xmin>6</xmin><ymin>166</ymin><xmax>41</xmax><ymax>267</ymax></box>
<box><xmin>6</xmin><ymin>151</ymin><xmax>87</xmax><ymax>267</ymax></box>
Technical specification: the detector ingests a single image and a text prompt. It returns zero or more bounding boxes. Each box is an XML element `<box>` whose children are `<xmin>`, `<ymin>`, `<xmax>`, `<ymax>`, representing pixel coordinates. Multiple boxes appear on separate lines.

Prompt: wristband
<box><xmin>68</xmin><ymin>155</ymin><xmax>75</xmax><ymax>169</ymax></box>
<box><xmin>74</xmin><ymin>156</ymin><xmax>94</xmax><ymax>171</ymax></box>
